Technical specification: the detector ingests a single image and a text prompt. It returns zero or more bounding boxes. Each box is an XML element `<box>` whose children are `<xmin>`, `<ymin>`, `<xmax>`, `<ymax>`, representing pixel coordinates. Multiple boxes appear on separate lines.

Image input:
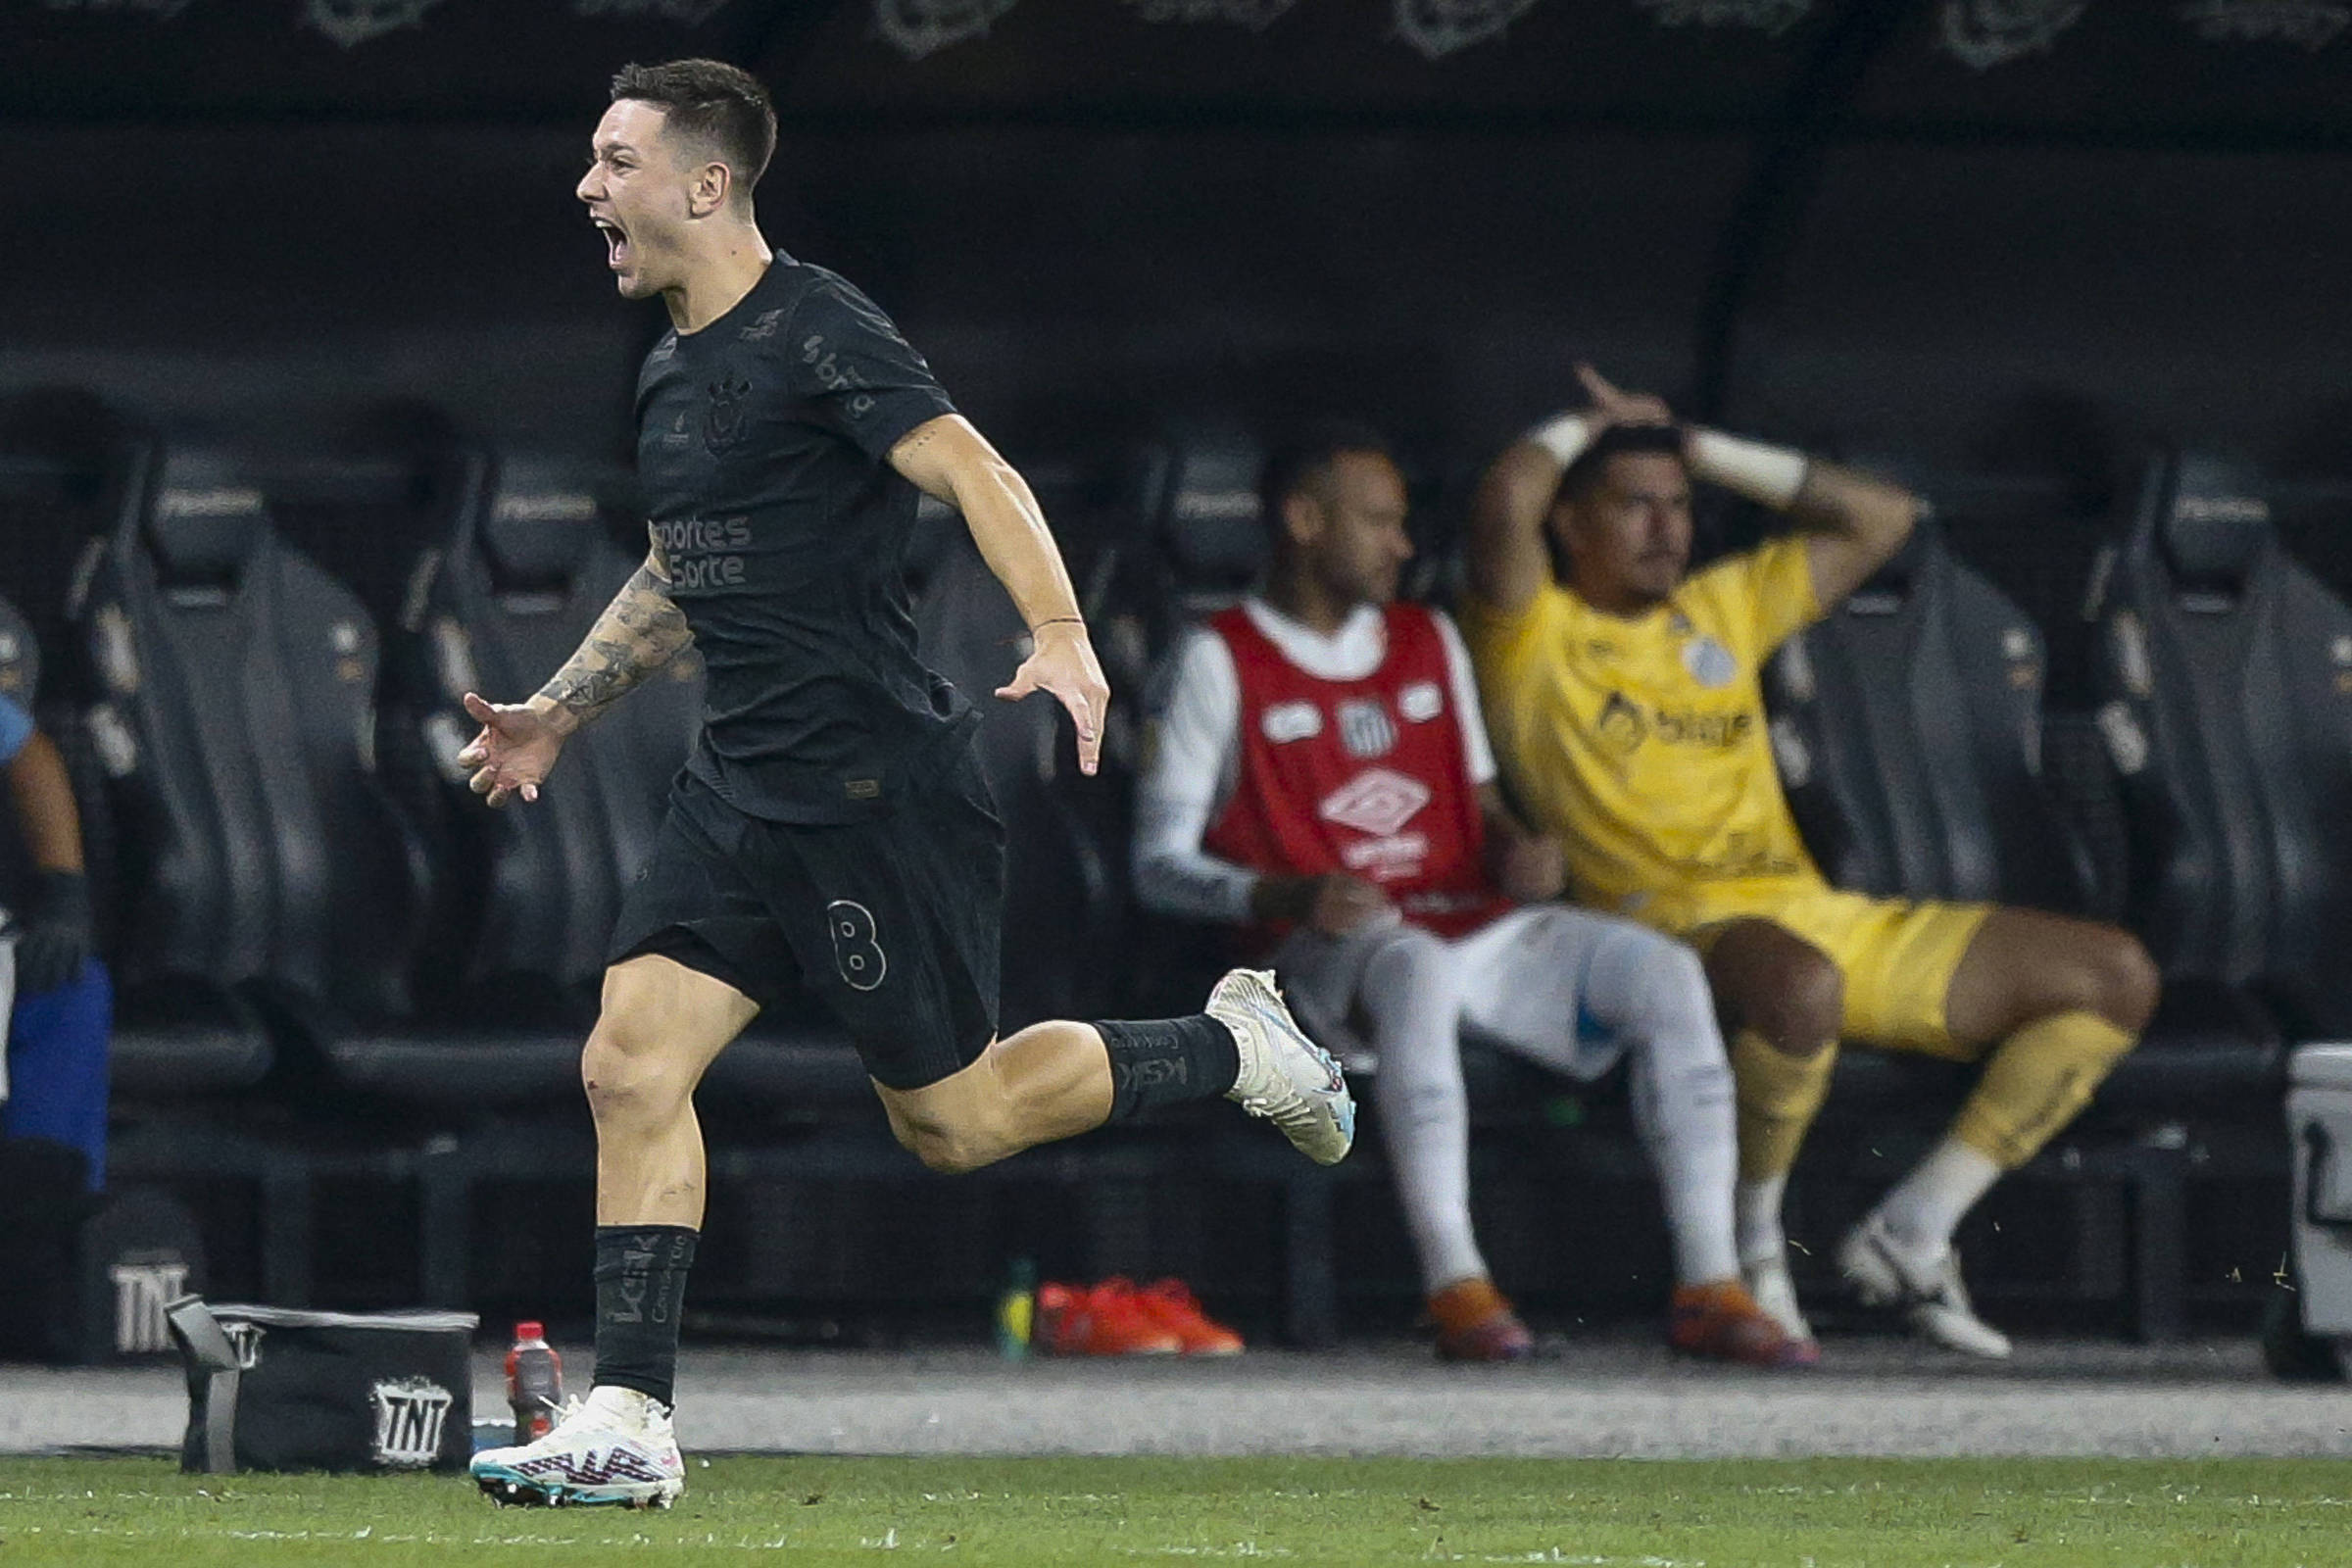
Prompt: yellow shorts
<box><xmin>1646</xmin><ymin>881</ymin><xmax>1993</xmax><ymax>1060</ymax></box>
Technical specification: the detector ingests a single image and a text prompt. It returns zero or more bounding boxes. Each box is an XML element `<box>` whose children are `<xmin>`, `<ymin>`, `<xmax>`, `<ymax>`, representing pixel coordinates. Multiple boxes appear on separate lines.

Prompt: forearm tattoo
<box><xmin>536</xmin><ymin>564</ymin><xmax>693</xmax><ymax>727</ymax></box>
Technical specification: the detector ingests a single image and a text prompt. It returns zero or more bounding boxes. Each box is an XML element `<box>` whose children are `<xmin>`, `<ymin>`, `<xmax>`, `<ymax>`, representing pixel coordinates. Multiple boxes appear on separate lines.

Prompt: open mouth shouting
<box><xmin>592</xmin><ymin>214</ymin><xmax>630</xmax><ymax>272</ymax></box>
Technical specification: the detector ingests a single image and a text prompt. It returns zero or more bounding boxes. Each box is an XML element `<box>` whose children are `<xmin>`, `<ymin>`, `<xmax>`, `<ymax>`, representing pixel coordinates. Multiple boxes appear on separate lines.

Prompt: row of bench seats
<box><xmin>0</xmin><ymin>437</ymin><xmax>1106</xmax><ymax>1115</ymax></box>
<box><xmin>4</xmin><ymin>402</ymin><xmax>2335</xmax><ymax>1334</ymax></box>
<box><xmin>4</xmin><ymin>416</ymin><xmax>2344</xmax><ymax>1127</ymax></box>
<box><xmin>1102</xmin><ymin>437</ymin><xmax>2352</xmax><ymax>1115</ymax></box>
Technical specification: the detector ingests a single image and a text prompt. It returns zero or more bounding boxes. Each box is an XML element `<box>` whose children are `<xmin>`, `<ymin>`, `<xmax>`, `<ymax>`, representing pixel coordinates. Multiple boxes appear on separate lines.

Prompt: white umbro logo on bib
<box><xmin>1317</xmin><ymin>768</ymin><xmax>1433</xmax><ymax>839</ymax></box>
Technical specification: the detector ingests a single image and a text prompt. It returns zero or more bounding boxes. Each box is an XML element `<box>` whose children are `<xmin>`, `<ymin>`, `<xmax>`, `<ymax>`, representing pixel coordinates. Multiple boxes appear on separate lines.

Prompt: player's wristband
<box><xmin>1688</xmin><ymin>428</ymin><xmax>1809</xmax><ymax>510</ymax></box>
<box><xmin>1525</xmin><ymin>413</ymin><xmax>1592</xmax><ymax>468</ymax></box>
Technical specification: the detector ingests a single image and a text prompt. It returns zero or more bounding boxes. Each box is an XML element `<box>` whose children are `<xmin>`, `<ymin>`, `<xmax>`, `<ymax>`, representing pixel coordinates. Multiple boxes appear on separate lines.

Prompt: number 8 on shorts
<box><xmin>825</xmin><ymin>900</ymin><xmax>889</xmax><ymax>992</ymax></box>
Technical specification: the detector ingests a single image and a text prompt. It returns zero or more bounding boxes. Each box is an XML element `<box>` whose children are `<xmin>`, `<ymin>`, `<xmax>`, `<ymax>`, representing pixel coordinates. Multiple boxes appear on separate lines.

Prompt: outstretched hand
<box><xmin>996</xmin><ymin>622</ymin><xmax>1108</xmax><ymax>777</ymax></box>
<box><xmin>455</xmin><ymin>692</ymin><xmax>570</xmax><ymax>808</ymax></box>
<box><xmin>1575</xmin><ymin>363</ymin><xmax>1677</xmax><ymax>433</ymax></box>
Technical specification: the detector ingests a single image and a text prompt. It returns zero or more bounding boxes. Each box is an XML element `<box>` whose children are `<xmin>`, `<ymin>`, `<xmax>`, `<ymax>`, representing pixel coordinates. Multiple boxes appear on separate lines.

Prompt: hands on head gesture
<box><xmin>1574</xmin><ymin>363</ymin><xmax>1677</xmax><ymax>435</ymax></box>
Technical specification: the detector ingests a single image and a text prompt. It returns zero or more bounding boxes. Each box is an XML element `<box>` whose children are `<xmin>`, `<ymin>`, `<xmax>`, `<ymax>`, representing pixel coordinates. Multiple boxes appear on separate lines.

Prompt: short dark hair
<box><xmin>611</xmin><ymin>59</ymin><xmax>777</xmax><ymax>202</ymax></box>
<box><xmin>1257</xmin><ymin>418</ymin><xmax>1396</xmax><ymax>536</ymax></box>
<box><xmin>1555</xmin><ymin>422</ymin><xmax>1686</xmax><ymax>508</ymax></box>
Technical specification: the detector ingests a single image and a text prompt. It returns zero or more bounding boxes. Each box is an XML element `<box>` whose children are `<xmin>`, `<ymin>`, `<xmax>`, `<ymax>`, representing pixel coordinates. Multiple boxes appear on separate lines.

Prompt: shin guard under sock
<box><xmin>1729</xmin><ymin>1026</ymin><xmax>1838</xmax><ymax>1185</ymax></box>
<box><xmin>1091</xmin><ymin>1015</ymin><xmax>1241</xmax><ymax>1121</ymax></box>
<box><xmin>1952</xmin><ymin>1010</ymin><xmax>2133</xmax><ymax>1169</ymax></box>
<box><xmin>591</xmin><ymin>1224</ymin><xmax>698</xmax><ymax>1408</ymax></box>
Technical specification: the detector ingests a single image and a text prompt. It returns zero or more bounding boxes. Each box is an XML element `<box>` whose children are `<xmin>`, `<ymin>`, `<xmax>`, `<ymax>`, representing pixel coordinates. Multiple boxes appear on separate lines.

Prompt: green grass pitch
<box><xmin>2</xmin><ymin>1455</ymin><xmax>2345</xmax><ymax>1566</ymax></box>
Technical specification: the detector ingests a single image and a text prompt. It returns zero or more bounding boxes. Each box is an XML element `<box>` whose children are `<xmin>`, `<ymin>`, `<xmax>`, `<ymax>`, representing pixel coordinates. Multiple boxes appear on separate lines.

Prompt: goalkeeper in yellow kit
<box><xmin>1461</xmin><ymin>367</ymin><xmax>2158</xmax><ymax>1358</ymax></box>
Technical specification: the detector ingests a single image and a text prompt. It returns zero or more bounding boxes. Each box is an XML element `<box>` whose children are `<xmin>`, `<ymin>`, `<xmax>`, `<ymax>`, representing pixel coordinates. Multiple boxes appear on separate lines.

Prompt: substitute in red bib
<box><xmin>1134</xmin><ymin>420</ymin><xmax>1810</xmax><ymax>1366</ymax></box>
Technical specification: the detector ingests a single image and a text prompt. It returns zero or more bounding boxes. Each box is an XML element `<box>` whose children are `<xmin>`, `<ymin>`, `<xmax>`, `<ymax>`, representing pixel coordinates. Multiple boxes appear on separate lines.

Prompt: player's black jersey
<box><xmin>635</xmin><ymin>252</ymin><xmax>966</xmax><ymax>822</ymax></box>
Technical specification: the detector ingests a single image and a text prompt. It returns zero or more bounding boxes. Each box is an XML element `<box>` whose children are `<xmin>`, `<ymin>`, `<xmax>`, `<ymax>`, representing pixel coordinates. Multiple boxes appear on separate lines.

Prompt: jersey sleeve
<box><xmin>1686</xmin><ymin>535</ymin><xmax>1822</xmax><ymax>662</ymax></box>
<box><xmin>1130</xmin><ymin>626</ymin><xmax>1257</xmax><ymax>924</ymax></box>
<box><xmin>781</xmin><ymin>274</ymin><xmax>958</xmax><ymax>462</ymax></box>
<box><xmin>1455</xmin><ymin>585</ymin><xmax>1563</xmax><ymax>752</ymax></box>
<box><xmin>1431</xmin><ymin>611</ymin><xmax>1497</xmax><ymax>787</ymax></box>
<box><xmin>0</xmin><ymin>695</ymin><xmax>33</xmax><ymax>767</ymax></box>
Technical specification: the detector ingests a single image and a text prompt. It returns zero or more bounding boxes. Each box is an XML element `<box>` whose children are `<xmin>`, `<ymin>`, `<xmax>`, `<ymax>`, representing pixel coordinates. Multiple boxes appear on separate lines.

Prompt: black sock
<box><xmin>592</xmin><ymin>1225</ymin><xmax>698</xmax><ymax>1408</ymax></box>
<box><xmin>1092</xmin><ymin>1015</ymin><xmax>1242</xmax><ymax>1121</ymax></box>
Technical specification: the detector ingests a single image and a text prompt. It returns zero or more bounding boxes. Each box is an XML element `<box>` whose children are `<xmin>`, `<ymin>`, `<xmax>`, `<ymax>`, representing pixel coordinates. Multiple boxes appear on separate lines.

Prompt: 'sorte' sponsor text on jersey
<box><xmin>635</xmin><ymin>252</ymin><xmax>964</xmax><ymax>822</ymax></box>
<box><xmin>1461</xmin><ymin>536</ymin><xmax>1827</xmax><ymax>916</ymax></box>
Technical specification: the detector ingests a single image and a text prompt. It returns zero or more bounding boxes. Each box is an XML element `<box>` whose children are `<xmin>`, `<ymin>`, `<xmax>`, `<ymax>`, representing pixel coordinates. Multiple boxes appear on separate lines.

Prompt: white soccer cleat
<box><xmin>1208</xmin><ymin>967</ymin><xmax>1355</xmax><ymax>1166</ymax></box>
<box><xmin>1741</xmin><ymin>1250</ymin><xmax>1817</xmax><ymax>1346</ymax></box>
<box><xmin>470</xmin><ymin>1384</ymin><xmax>686</xmax><ymax>1508</ymax></box>
<box><xmin>1838</xmin><ymin>1212</ymin><xmax>2014</xmax><ymax>1360</ymax></box>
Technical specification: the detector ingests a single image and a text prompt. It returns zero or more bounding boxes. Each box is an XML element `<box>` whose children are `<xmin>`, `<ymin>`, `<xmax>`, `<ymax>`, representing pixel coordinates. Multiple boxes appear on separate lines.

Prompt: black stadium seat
<box><xmin>338</xmin><ymin>453</ymin><xmax>713</xmax><ymax>1104</ymax></box>
<box><xmin>70</xmin><ymin>447</ymin><xmax>430</xmax><ymax>1095</ymax></box>
<box><xmin>1138</xmin><ymin>431</ymin><xmax>1270</xmax><ymax>620</ymax></box>
<box><xmin>1766</xmin><ymin>514</ymin><xmax>2095</xmax><ymax>914</ymax></box>
<box><xmin>1094</xmin><ymin>431</ymin><xmax>1269</xmax><ymax>726</ymax></box>
<box><xmin>2091</xmin><ymin>451</ymin><xmax>2352</xmax><ymax>1042</ymax></box>
<box><xmin>905</xmin><ymin>494</ymin><xmax>1119</xmax><ymax>1028</ymax></box>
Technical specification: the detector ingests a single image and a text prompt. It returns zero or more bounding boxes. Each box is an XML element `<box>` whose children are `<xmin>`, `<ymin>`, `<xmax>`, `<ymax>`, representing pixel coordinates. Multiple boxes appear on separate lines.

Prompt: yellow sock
<box><xmin>1953</xmin><ymin>1010</ymin><xmax>2134</xmax><ymax>1169</ymax></box>
<box><xmin>1730</xmin><ymin>1027</ymin><xmax>1839</xmax><ymax>1184</ymax></box>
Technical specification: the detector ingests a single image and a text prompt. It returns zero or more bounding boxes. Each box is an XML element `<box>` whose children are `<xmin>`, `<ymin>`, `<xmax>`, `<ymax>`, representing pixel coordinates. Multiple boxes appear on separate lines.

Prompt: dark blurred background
<box><xmin>5</xmin><ymin>0</ymin><xmax>2349</xmax><ymax>1355</ymax></box>
<box><xmin>13</xmin><ymin>0</ymin><xmax>2352</xmax><ymax>473</ymax></box>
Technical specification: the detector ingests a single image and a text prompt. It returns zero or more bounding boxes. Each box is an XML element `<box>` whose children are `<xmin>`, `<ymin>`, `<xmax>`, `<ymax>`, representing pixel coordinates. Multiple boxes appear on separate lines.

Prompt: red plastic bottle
<box><xmin>505</xmin><ymin>1321</ymin><xmax>564</xmax><ymax>1443</ymax></box>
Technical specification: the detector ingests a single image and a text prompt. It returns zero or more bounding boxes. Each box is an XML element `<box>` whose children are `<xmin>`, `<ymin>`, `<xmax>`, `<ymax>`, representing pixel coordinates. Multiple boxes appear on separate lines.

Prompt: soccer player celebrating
<box><xmin>1133</xmin><ymin>421</ymin><xmax>1809</xmax><ymax>1367</ymax></box>
<box><xmin>464</xmin><ymin>60</ymin><xmax>1351</xmax><ymax>1507</ymax></box>
<box><xmin>1462</xmin><ymin>366</ymin><xmax>2158</xmax><ymax>1358</ymax></box>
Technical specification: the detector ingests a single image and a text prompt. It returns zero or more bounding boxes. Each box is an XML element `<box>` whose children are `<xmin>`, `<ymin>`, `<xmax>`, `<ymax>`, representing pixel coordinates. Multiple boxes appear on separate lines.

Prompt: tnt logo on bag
<box><xmin>370</xmin><ymin>1378</ymin><xmax>456</xmax><ymax>1468</ymax></box>
<box><xmin>111</xmin><ymin>1257</ymin><xmax>191</xmax><ymax>1354</ymax></box>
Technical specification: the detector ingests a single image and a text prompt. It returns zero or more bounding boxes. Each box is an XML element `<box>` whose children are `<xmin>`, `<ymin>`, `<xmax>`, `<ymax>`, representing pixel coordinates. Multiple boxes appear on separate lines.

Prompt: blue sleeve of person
<box><xmin>0</xmin><ymin>694</ymin><xmax>32</xmax><ymax>766</ymax></box>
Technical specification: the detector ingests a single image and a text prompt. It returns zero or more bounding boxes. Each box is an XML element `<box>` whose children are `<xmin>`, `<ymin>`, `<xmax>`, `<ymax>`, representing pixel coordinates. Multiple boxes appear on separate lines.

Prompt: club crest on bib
<box><xmin>703</xmin><ymin>371</ymin><xmax>754</xmax><ymax>456</ymax></box>
<box><xmin>1336</xmin><ymin>698</ymin><xmax>1398</xmax><ymax>760</ymax></box>
<box><xmin>1682</xmin><ymin>634</ymin><xmax>1738</xmax><ymax>689</ymax></box>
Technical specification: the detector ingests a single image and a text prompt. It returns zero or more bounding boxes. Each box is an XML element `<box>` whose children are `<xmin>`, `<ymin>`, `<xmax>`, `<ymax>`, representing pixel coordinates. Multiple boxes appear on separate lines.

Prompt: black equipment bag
<box><xmin>167</xmin><ymin>1298</ymin><xmax>477</xmax><ymax>1474</ymax></box>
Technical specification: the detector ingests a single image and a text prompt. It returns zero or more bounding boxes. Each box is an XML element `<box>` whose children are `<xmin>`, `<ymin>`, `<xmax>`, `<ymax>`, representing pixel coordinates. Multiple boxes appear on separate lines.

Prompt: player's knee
<box><xmin>896</xmin><ymin>1118</ymin><xmax>1009</xmax><ymax>1176</ymax></box>
<box><xmin>2017</xmin><ymin>926</ymin><xmax>2160</xmax><ymax>1036</ymax></box>
<box><xmin>1361</xmin><ymin>924</ymin><xmax>1450</xmax><ymax>989</ymax></box>
<box><xmin>581</xmin><ymin>1018</ymin><xmax>692</xmax><ymax>1129</ymax></box>
<box><xmin>1636</xmin><ymin>940</ymin><xmax>1715</xmax><ymax>1030</ymax></box>
<box><xmin>1741</xmin><ymin>951</ymin><xmax>1843</xmax><ymax>1058</ymax></box>
<box><xmin>2082</xmin><ymin>929</ymin><xmax>2161</xmax><ymax>1034</ymax></box>
<box><xmin>891</xmin><ymin>1099</ymin><xmax>1020</xmax><ymax>1176</ymax></box>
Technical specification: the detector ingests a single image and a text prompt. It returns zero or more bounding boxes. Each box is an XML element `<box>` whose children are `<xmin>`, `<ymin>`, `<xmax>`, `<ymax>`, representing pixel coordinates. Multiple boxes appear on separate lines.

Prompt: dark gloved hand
<box><xmin>16</xmin><ymin>869</ymin><xmax>92</xmax><ymax>996</ymax></box>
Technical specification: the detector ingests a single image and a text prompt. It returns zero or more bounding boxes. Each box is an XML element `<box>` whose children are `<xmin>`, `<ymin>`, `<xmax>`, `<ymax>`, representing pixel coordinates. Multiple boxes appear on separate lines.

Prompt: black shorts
<box><xmin>607</xmin><ymin>750</ymin><xmax>1005</xmax><ymax>1091</ymax></box>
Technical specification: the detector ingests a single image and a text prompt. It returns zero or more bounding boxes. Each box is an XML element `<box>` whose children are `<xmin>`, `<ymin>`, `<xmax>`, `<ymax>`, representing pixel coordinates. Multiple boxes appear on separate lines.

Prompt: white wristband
<box><xmin>1688</xmin><ymin>428</ymin><xmax>1809</xmax><ymax>510</ymax></box>
<box><xmin>1525</xmin><ymin>413</ymin><xmax>1592</xmax><ymax>468</ymax></box>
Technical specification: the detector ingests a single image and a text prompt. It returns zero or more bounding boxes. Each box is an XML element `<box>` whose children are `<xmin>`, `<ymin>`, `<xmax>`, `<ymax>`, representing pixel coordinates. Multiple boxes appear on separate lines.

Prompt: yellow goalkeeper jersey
<box><xmin>1461</xmin><ymin>536</ymin><xmax>1828</xmax><ymax>924</ymax></box>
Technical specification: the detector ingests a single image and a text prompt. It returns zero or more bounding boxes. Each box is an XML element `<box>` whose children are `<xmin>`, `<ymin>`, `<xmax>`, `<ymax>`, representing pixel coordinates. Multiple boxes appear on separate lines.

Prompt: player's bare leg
<box><xmin>472</xmin><ymin>955</ymin><xmax>758</xmax><ymax>1509</ymax></box>
<box><xmin>1840</xmin><ymin>909</ymin><xmax>2153</xmax><ymax>1357</ymax></box>
<box><xmin>877</xmin><ymin>1021</ymin><xmax>1114</xmax><ymax>1174</ymax></box>
<box><xmin>586</xmin><ymin>955</ymin><xmax>761</xmax><ymax>1227</ymax></box>
<box><xmin>876</xmin><ymin>970</ymin><xmax>1356</xmax><ymax>1174</ymax></box>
